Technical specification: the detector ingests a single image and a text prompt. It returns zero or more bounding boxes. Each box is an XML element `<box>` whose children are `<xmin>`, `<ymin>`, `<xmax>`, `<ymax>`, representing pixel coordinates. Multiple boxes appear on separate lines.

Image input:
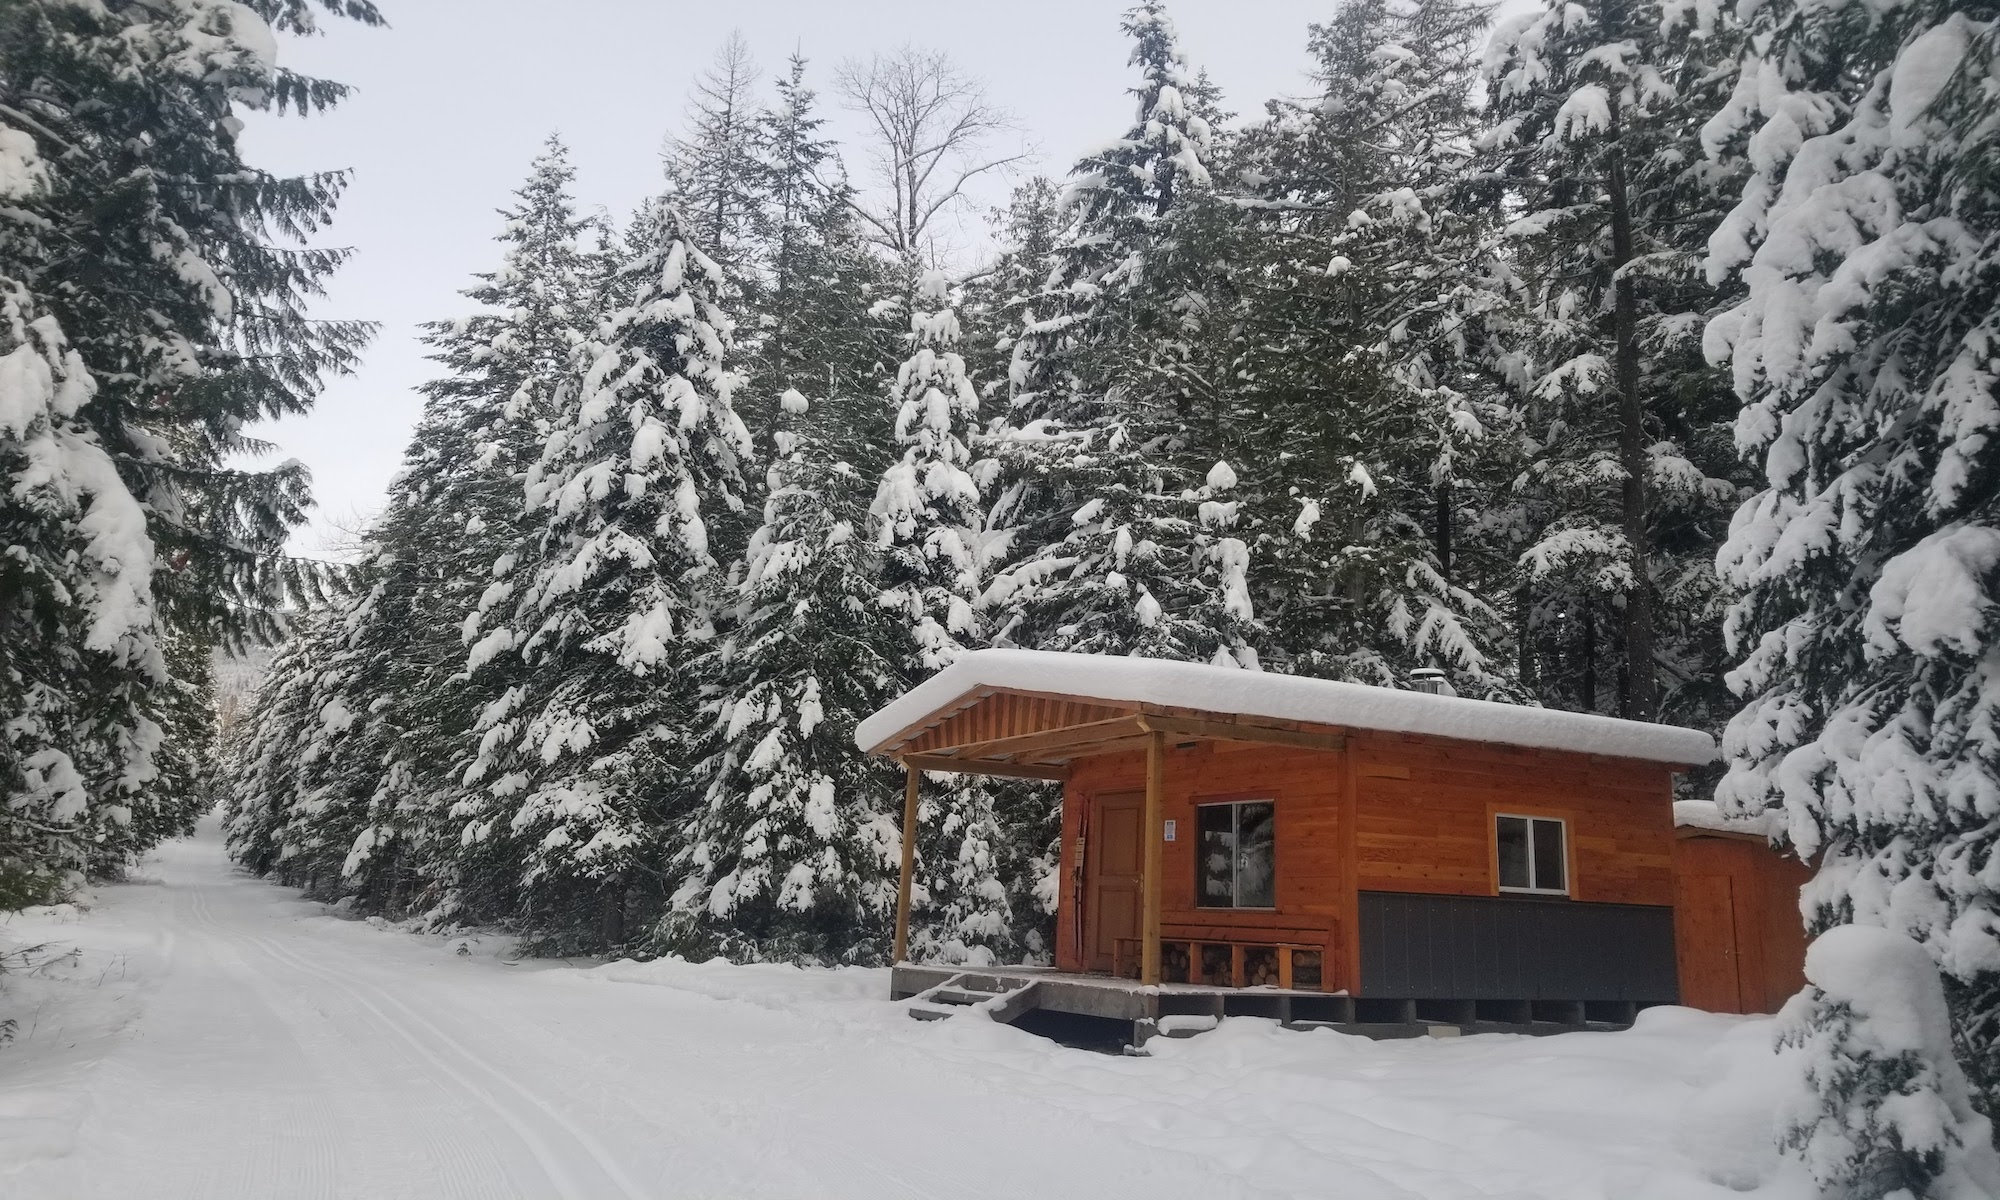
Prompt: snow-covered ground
<box><xmin>1</xmin><ymin>817</ymin><xmax>1786</xmax><ymax>1200</ymax></box>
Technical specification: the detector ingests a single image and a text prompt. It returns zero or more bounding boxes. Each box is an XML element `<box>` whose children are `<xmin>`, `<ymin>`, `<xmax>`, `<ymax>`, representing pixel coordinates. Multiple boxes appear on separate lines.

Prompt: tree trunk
<box><xmin>1606</xmin><ymin>71</ymin><xmax>1657</xmax><ymax>719</ymax></box>
<box><xmin>385</xmin><ymin>845</ymin><xmax>407</xmax><ymax>919</ymax></box>
<box><xmin>1517</xmin><ymin>586</ymin><xmax>1537</xmax><ymax>698</ymax></box>
<box><xmin>600</xmin><ymin>875</ymin><xmax>626</xmax><ymax>950</ymax></box>
<box><xmin>1580</xmin><ymin>597</ymin><xmax>1597</xmax><ymax>713</ymax></box>
<box><xmin>1435</xmin><ymin>481</ymin><xmax>1454</xmax><ymax>586</ymax></box>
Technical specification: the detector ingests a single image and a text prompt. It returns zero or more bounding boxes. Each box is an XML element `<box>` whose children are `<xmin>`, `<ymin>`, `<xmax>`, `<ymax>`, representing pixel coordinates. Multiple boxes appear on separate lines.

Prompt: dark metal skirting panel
<box><xmin>1358</xmin><ymin>891</ymin><xmax>1679</xmax><ymax>1003</ymax></box>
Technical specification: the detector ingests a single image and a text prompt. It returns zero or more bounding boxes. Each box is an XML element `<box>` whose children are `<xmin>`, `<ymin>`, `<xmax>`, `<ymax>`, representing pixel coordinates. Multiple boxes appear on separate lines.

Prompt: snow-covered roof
<box><xmin>856</xmin><ymin>649</ymin><xmax>1716</xmax><ymax>766</ymax></box>
<box><xmin>1673</xmin><ymin>799</ymin><xmax>1779</xmax><ymax>838</ymax></box>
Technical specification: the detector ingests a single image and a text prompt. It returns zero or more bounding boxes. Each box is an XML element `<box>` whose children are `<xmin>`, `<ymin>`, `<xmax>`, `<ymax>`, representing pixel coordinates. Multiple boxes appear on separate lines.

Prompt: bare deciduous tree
<box><xmin>833</xmin><ymin>46</ymin><xmax>1029</xmax><ymax>273</ymax></box>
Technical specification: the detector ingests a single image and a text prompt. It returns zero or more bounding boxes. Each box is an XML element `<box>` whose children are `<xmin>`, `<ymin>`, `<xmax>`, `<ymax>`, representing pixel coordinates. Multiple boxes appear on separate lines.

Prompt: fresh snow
<box><xmin>1674</xmin><ymin>798</ymin><xmax>1781</xmax><ymax>839</ymax></box>
<box><xmin>856</xmin><ymin>648</ymin><xmax>1718</xmax><ymax>764</ymax></box>
<box><xmin>3</xmin><ymin>816</ymin><xmax>1787</xmax><ymax>1200</ymax></box>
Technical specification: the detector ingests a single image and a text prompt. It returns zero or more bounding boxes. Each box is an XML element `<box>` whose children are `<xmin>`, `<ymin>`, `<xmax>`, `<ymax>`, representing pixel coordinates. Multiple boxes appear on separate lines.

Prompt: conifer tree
<box><xmin>2</xmin><ymin>0</ymin><xmax>378</xmax><ymax>647</ymax></box>
<box><xmin>960</xmin><ymin>177</ymin><xmax>1065</xmax><ymax>399</ymax></box>
<box><xmin>872</xmin><ymin>271</ymin><xmax>1015</xmax><ymax>963</ymax></box>
<box><xmin>224</xmin><ymin>142</ymin><xmax>610</xmax><ymax>924</ymax></box>
<box><xmin>665</xmin><ymin>32</ymin><xmax>766</xmax><ymax>282</ymax></box>
<box><xmin>1226</xmin><ymin>0</ymin><xmax>1518</xmax><ymax>695</ymax></box>
<box><xmin>986</xmin><ymin>2</ymin><xmax>1262</xmax><ymax>670</ymax></box>
<box><xmin>219</xmin><ymin>605</ymin><xmax>369</xmax><ymax>895</ymax></box>
<box><xmin>739</xmin><ymin>54</ymin><xmax>890</xmax><ymax>440</ymax></box>
<box><xmin>1474</xmin><ymin>0</ymin><xmax>1750</xmax><ymax>719</ymax></box>
<box><xmin>1007</xmin><ymin>0</ymin><xmax>1215</xmax><ymax>431</ymax></box>
<box><xmin>0</xmin><ymin>275</ymin><xmax>163</xmax><ymax>892</ymax></box>
<box><xmin>1709</xmin><ymin>0</ymin><xmax>2000</xmax><ymax>1125</ymax></box>
<box><xmin>1777</xmin><ymin>927</ymin><xmax>2000</xmax><ymax>1197</ymax></box>
<box><xmin>465</xmin><ymin>198</ymin><xmax>752</xmax><ymax>949</ymax></box>
<box><xmin>222</xmin><ymin>613</ymin><xmax>331</xmax><ymax>880</ymax></box>
<box><xmin>664</xmin><ymin>389</ymin><xmax>903</xmax><ymax>963</ymax></box>
<box><xmin>2</xmin><ymin>0</ymin><xmax>380</xmax><ymax>893</ymax></box>
<box><xmin>415</xmin><ymin>139</ymin><xmax>603</xmax><ymax>917</ymax></box>
<box><xmin>984</xmin><ymin>441</ymin><xmax>1264</xmax><ymax>666</ymax></box>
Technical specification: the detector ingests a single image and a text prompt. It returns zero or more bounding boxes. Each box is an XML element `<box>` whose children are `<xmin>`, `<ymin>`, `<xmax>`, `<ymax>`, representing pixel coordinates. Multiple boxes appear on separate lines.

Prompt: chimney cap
<box><xmin>1409</xmin><ymin>667</ymin><xmax>1453</xmax><ymax>696</ymax></box>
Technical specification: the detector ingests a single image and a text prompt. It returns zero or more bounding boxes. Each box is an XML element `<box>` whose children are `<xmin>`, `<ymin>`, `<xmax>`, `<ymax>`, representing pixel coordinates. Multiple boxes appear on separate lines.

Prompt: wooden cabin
<box><xmin>1672</xmin><ymin>801</ymin><xmax>1812</xmax><ymax>1015</ymax></box>
<box><xmin>859</xmin><ymin>650</ymin><xmax>1734</xmax><ymax>1032</ymax></box>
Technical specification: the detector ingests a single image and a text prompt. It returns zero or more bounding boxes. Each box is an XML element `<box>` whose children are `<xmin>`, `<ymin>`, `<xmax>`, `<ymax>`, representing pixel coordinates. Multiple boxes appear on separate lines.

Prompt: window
<box><xmin>1495</xmin><ymin>814</ymin><xmax>1568</xmax><ymax>895</ymax></box>
<box><xmin>1196</xmin><ymin>801</ymin><xmax>1275</xmax><ymax>908</ymax></box>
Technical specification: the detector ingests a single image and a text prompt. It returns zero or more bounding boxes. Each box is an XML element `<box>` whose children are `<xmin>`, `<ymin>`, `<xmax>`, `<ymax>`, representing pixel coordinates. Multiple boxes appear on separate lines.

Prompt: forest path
<box><xmin>1</xmin><ymin>816</ymin><xmax>1759</xmax><ymax>1200</ymax></box>
<box><xmin>0</xmin><ymin>817</ymin><xmax>1215</xmax><ymax>1200</ymax></box>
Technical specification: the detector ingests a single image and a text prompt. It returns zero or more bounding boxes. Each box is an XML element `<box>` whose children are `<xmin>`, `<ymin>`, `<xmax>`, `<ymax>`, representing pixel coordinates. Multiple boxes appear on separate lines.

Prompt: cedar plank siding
<box><xmin>896</xmin><ymin>692</ymin><xmax>1134</xmax><ymax>756</ymax></box>
<box><xmin>1672</xmin><ymin>834</ymin><xmax>1812</xmax><ymax>1014</ymax></box>
<box><xmin>1055</xmin><ymin>729</ymin><xmax>1679</xmax><ymax>995</ymax></box>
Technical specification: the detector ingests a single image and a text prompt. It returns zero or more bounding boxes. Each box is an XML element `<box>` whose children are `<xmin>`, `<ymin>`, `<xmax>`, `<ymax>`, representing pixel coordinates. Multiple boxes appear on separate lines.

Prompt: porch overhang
<box><xmin>874</xmin><ymin>695</ymin><xmax>1349</xmax><ymax>782</ymax></box>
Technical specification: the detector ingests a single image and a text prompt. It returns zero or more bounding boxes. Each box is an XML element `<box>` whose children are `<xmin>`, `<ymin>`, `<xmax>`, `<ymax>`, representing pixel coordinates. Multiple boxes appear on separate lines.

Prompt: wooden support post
<box><xmin>1141</xmin><ymin>731</ymin><xmax>1165</xmax><ymax>985</ymax></box>
<box><xmin>893</xmin><ymin>761</ymin><xmax>920</xmax><ymax>964</ymax></box>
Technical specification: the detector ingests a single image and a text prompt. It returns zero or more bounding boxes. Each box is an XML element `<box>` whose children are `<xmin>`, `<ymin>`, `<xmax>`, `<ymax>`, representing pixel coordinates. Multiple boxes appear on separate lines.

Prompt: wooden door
<box><xmin>1675</xmin><ymin>873</ymin><xmax>1742</xmax><ymax>1012</ymax></box>
<box><xmin>1084</xmin><ymin>792</ymin><xmax>1144</xmax><ymax>973</ymax></box>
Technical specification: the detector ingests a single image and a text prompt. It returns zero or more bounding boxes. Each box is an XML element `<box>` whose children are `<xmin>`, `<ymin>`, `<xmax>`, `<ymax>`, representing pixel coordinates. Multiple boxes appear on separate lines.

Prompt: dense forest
<box><xmin>226</xmin><ymin>0</ymin><xmax>1757</xmax><ymax>961</ymax></box>
<box><xmin>4</xmin><ymin>0</ymin><xmax>1999</xmax><ymax>1190</ymax></box>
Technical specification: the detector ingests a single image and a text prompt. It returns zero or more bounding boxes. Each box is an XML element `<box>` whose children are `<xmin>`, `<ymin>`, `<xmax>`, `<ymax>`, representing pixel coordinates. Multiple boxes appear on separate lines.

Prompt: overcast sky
<box><xmin>240</xmin><ymin>0</ymin><xmax>1370</xmax><ymax>554</ymax></box>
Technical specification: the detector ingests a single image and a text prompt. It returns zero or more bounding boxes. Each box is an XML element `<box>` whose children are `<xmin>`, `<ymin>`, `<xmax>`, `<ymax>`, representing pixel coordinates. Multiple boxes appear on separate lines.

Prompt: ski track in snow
<box><xmin>1</xmin><ymin>817</ymin><xmax>1765</xmax><ymax>1199</ymax></box>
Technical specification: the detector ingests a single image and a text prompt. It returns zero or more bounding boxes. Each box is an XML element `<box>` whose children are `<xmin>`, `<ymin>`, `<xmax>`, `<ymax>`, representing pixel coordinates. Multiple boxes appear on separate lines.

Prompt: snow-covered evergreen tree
<box><xmin>219</xmin><ymin>605</ymin><xmax>374</xmax><ymax>896</ymax></box>
<box><xmin>738</xmin><ymin>54</ymin><xmax>890</xmax><ymax>440</ymax></box>
<box><xmin>1006</xmin><ymin>0</ymin><xmax>1215</xmax><ymax>431</ymax></box>
<box><xmin>1475</xmin><ymin>0</ymin><xmax>1750</xmax><ymax>719</ymax></box>
<box><xmin>0</xmin><ymin>274</ymin><xmax>162</xmax><ymax>894</ymax></box>
<box><xmin>663</xmin><ymin>389</ymin><xmax>903</xmax><ymax>963</ymax></box>
<box><xmin>985</xmin><ymin>439</ymin><xmax>1263</xmax><ymax>666</ymax></box>
<box><xmin>408</xmin><ymin>138</ymin><xmax>603</xmax><ymax>922</ymax></box>
<box><xmin>1710</xmin><ymin>0</ymin><xmax>2000</xmax><ymax>1122</ymax></box>
<box><xmin>222</xmin><ymin>614</ymin><xmax>328</xmax><ymax>881</ymax></box>
<box><xmin>223</xmin><ymin>142</ymin><xmax>609</xmax><ymax>924</ymax></box>
<box><xmin>665</xmin><ymin>32</ymin><xmax>765</xmax><ymax>282</ymax></box>
<box><xmin>985</xmin><ymin>2</ymin><xmax>1262</xmax><ymax>671</ymax></box>
<box><xmin>872</xmin><ymin>270</ymin><xmax>1016</xmax><ymax>963</ymax></box>
<box><xmin>875</xmin><ymin>271</ymin><xmax>999</xmax><ymax>668</ymax></box>
<box><xmin>1</xmin><ymin>0</ymin><xmax>378</xmax><ymax>648</ymax></box>
<box><xmin>960</xmin><ymin>176</ymin><xmax>1065</xmax><ymax>398</ymax></box>
<box><xmin>3</xmin><ymin>0</ymin><xmax>378</xmax><ymax>895</ymax></box>
<box><xmin>1776</xmin><ymin>926</ymin><xmax>2000</xmax><ymax>1197</ymax></box>
<box><xmin>1224</xmin><ymin>0</ymin><xmax>1520</xmax><ymax>696</ymax></box>
<box><xmin>465</xmin><ymin>198</ymin><xmax>752</xmax><ymax>949</ymax></box>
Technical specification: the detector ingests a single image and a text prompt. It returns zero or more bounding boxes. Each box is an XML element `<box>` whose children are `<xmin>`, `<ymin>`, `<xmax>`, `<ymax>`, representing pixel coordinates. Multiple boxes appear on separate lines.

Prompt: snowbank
<box><xmin>1674</xmin><ymin>799</ymin><xmax>1781</xmax><ymax>838</ymax></box>
<box><xmin>858</xmin><ymin>648</ymin><xmax>1717</xmax><ymax>765</ymax></box>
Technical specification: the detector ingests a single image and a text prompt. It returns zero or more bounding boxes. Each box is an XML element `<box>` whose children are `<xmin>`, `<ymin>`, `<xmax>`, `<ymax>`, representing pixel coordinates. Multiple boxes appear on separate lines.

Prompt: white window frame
<box><xmin>1494</xmin><ymin>813</ymin><xmax>1570</xmax><ymax>897</ymax></box>
<box><xmin>1194</xmin><ymin>799</ymin><xmax>1277</xmax><ymax>910</ymax></box>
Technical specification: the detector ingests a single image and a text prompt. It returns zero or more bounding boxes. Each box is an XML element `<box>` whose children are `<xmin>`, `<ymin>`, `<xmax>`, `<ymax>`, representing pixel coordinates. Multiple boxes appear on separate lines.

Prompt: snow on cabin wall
<box><xmin>1053</xmin><ymin>731</ymin><xmax>1680</xmax><ymax>991</ymax></box>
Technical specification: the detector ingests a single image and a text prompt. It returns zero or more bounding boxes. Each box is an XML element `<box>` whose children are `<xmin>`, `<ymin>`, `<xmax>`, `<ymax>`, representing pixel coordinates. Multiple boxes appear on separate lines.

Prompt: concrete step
<box><xmin>904</xmin><ymin>978</ymin><xmax>1044</xmax><ymax>1025</ymax></box>
<box><xmin>929</xmin><ymin>987</ymin><xmax>1005</xmax><ymax>1006</ymax></box>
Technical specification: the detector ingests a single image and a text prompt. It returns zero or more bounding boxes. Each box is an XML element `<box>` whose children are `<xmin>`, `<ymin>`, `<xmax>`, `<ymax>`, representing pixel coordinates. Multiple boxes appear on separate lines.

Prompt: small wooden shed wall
<box><xmin>1057</xmin><ymin>728</ymin><xmax>1679</xmax><ymax>997</ymax></box>
<box><xmin>1672</xmin><ymin>832</ymin><xmax>1811</xmax><ymax>1014</ymax></box>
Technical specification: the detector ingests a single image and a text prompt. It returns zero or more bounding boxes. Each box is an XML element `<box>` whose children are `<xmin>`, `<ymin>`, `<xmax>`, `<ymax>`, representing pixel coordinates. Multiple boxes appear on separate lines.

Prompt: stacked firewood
<box><xmin>1245</xmin><ymin>948</ymin><xmax>1280</xmax><ymax>987</ymax></box>
<box><xmin>1161</xmin><ymin>942</ymin><xmax>1192</xmax><ymax>984</ymax></box>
